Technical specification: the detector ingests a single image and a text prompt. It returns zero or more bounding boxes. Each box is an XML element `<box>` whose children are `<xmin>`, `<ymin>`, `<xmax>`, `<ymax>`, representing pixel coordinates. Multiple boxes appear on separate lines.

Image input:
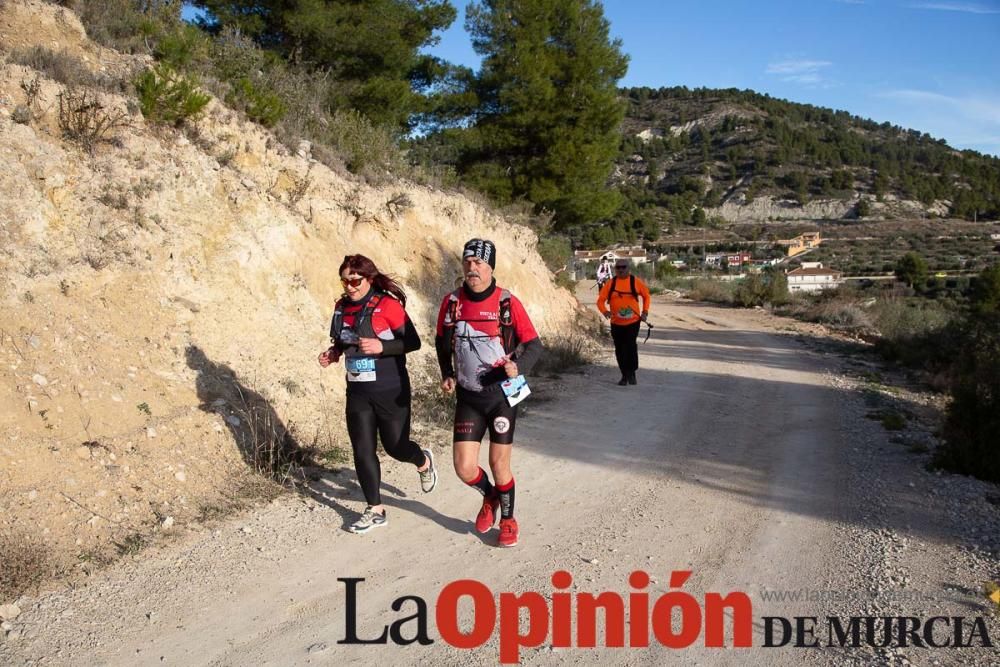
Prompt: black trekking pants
<box><xmin>610</xmin><ymin>321</ymin><xmax>641</xmax><ymax>376</ymax></box>
<box><xmin>345</xmin><ymin>384</ymin><xmax>425</xmax><ymax>506</ymax></box>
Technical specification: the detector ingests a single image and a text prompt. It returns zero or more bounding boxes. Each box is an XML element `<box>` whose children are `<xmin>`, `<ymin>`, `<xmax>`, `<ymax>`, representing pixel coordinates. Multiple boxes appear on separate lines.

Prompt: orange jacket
<box><xmin>598</xmin><ymin>274</ymin><xmax>650</xmax><ymax>325</ymax></box>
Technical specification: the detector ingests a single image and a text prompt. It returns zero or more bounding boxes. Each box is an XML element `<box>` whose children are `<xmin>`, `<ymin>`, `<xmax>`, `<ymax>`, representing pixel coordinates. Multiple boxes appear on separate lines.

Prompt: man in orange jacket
<box><xmin>597</xmin><ymin>259</ymin><xmax>651</xmax><ymax>385</ymax></box>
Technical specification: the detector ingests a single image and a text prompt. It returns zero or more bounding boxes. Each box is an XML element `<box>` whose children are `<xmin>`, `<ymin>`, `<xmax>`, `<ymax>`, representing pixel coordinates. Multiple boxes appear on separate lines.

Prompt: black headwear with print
<box><xmin>463</xmin><ymin>238</ymin><xmax>496</xmax><ymax>270</ymax></box>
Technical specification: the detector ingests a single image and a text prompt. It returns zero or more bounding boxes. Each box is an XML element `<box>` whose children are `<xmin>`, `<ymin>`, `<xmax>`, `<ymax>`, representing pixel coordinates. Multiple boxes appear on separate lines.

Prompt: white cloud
<box><xmin>907</xmin><ymin>2</ymin><xmax>1000</xmax><ymax>14</ymax></box>
<box><xmin>766</xmin><ymin>60</ymin><xmax>833</xmax><ymax>87</ymax></box>
<box><xmin>766</xmin><ymin>60</ymin><xmax>833</xmax><ymax>75</ymax></box>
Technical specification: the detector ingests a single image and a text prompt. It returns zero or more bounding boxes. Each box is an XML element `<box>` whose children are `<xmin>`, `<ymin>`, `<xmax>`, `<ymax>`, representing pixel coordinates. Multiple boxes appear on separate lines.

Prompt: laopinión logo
<box><xmin>336</xmin><ymin>570</ymin><xmax>994</xmax><ymax>663</ymax></box>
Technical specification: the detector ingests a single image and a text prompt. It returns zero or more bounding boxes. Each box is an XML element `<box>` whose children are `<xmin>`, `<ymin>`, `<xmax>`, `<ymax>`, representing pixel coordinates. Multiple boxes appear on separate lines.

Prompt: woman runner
<box><xmin>318</xmin><ymin>254</ymin><xmax>437</xmax><ymax>533</ymax></box>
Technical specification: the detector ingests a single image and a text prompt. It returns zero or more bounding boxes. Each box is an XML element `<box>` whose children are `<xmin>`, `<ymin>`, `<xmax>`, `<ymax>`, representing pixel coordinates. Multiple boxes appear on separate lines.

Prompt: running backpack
<box><xmin>443</xmin><ymin>288</ymin><xmax>517</xmax><ymax>354</ymax></box>
<box><xmin>330</xmin><ymin>292</ymin><xmax>384</xmax><ymax>342</ymax></box>
<box><xmin>607</xmin><ymin>275</ymin><xmax>638</xmax><ymax>298</ymax></box>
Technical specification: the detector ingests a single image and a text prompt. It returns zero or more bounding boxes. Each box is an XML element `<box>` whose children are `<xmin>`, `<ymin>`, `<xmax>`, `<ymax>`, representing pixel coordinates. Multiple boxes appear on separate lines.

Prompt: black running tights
<box><xmin>345</xmin><ymin>387</ymin><xmax>425</xmax><ymax>506</ymax></box>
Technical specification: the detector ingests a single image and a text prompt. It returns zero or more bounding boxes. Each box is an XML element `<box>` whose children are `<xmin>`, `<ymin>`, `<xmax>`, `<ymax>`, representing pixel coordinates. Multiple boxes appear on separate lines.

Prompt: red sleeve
<box><xmin>435</xmin><ymin>294</ymin><xmax>451</xmax><ymax>336</ymax></box>
<box><xmin>509</xmin><ymin>295</ymin><xmax>538</xmax><ymax>343</ymax></box>
<box><xmin>377</xmin><ymin>297</ymin><xmax>407</xmax><ymax>331</ymax></box>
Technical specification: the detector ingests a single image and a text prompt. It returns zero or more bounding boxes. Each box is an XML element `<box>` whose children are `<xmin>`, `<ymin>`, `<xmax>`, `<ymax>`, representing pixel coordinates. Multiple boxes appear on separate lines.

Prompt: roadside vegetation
<box><xmin>0</xmin><ymin>524</ymin><xmax>53</xmax><ymax>600</ymax></box>
<box><xmin>666</xmin><ymin>259</ymin><xmax>1000</xmax><ymax>483</ymax></box>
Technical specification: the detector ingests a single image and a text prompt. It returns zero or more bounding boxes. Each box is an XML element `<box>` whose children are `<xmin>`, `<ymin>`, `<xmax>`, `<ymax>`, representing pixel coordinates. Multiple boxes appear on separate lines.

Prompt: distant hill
<box><xmin>614</xmin><ymin>86</ymin><xmax>1000</xmax><ymax>230</ymax></box>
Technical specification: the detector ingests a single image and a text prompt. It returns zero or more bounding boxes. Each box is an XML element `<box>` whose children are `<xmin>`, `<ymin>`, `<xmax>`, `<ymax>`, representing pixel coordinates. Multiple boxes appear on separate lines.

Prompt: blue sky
<box><xmin>183</xmin><ymin>1</ymin><xmax>1000</xmax><ymax>156</ymax></box>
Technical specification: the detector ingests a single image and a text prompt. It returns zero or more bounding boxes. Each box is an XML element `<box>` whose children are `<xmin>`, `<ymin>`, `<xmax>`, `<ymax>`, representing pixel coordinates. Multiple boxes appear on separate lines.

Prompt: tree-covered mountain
<box><xmin>615</xmin><ymin>86</ymin><xmax>1000</xmax><ymax>231</ymax></box>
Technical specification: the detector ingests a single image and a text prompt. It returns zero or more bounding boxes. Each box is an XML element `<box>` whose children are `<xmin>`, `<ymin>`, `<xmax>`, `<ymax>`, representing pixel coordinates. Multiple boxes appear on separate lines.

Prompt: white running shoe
<box><xmin>349</xmin><ymin>506</ymin><xmax>387</xmax><ymax>534</ymax></box>
<box><xmin>418</xmin><ymin>448</ymin><xmax>438</xmax><ymax>493</ymax></box>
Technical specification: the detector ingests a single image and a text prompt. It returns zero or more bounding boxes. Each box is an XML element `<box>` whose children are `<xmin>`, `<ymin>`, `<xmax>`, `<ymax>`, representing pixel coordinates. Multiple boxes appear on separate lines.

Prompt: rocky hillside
<box><xmin>616</xmin><ymin>86</ymin><xmax>1000</xmax><ymax>225</ymax></box>
<box><xmin>0</xmin><ymin>0</ymin><xmax>578</xmax><ymax>593</ymax></box>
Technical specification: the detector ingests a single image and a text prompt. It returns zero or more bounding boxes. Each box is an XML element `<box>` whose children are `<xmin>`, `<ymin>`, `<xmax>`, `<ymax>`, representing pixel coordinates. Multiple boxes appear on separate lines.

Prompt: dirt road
<box><xmin>2</xmin><ymin>294</ymin><xmax>998</xmax><ymax>666</ymax></box>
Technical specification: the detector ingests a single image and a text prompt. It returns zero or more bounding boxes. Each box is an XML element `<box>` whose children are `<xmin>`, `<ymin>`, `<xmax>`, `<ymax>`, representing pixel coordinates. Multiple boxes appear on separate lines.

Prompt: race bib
<box><xmin>501</xmin><ymin>375</ymin><xmax>531</xmax><ymax>407</ymax></box>
<box><xmin>346</xmin><ymin>356</ymin><xmax>376</xmax><ymax>382</ymax></box>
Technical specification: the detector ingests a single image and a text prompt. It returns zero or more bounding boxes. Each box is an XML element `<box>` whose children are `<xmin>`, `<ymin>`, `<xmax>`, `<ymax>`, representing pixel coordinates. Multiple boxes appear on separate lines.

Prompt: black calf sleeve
<box><xmin>466</xmin><ymin>467</ymin><xmax>495</xmax><ymax>497</ymax></box>
<box><xmin>496</xmin><ymin>478</ymin><xmax>515</xmax><ymax>518</ymax></box>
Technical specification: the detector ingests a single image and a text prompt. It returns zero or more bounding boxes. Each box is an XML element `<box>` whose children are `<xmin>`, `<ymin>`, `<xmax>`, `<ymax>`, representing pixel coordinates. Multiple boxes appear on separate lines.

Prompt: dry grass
<box><xmin>533</xmin><ymin>330</ymin><xmax>594</xmax><ymax>377</ymax></box>
<box><xmin>411</xmin><ymin>367</ymin><xmax>458</xmax><ymax>431</ymax></box>
<box><xmin>57</xmin><ymin>87</ymin><xmax>130</xmax><ymax>153</ymax></box>
<box><xmin>807</xmin><ymin>300</ymin><xmax>874</xmax><ymax>330</ymax></box>
<box><xmin>195</xmin><ymin>472</ymin><xmax>284</xmax><ymax>523</ymax></box>
<box><xmin>8</xmin><ymin>45</ymin><xmax>120</xmax><ymax>90</ymax></box>
<box><xmin>228</xmin><ymin>383</ymin><xmax>316</xmax><ymax>482</ymax></box>
<box><xmin>113</xmin><ymin>532</ymin><xmax>147</xmax><ymax>556</ymax></box>
<box><xmin>0</xmin><ymin>526</ymin><xmax>53</xmax><ymax>599</ymax></box>
<box><xmin>688</xmin><ymin>278</ymin><xmax>736</xmax><ymax>304</ymax></box>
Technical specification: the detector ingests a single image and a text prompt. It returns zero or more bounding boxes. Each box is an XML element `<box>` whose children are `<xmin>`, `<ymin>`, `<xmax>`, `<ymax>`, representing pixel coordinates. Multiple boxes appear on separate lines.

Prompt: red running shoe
<box><xmin>475</xmin><ymin>493</ymin><xmax>500</xmax><ymax>533</ymax></box>
<box><xmin>498</xmin><ymin>518</ymin><xmax>519</xmax><ymax>547</ymax></box>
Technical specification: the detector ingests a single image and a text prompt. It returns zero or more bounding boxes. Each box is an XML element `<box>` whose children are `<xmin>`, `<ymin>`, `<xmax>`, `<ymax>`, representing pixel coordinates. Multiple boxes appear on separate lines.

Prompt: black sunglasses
<box><xmin>615</xmin><ymin>264</ymin><xmax>628</xmax><ymax>270</ymax></box>
<box><xmin>341</xmin><ymin>276</ymin><xmax>365</xmax><ymax>288</ymax></box>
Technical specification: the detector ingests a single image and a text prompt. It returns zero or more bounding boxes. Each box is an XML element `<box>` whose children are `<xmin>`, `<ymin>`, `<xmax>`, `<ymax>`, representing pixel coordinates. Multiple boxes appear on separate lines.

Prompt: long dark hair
<box><xmin>338</xmin><ymin>254</ymin><xmax>407</xmax><ymax>305</ymax></box>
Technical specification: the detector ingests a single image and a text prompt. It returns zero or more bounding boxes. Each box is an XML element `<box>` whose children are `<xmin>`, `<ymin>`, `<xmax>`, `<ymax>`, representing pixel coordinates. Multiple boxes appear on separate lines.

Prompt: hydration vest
<box><xmin>442</xmin><ymin>288</ymin><xmax>517</xmax><ymax>354</ymax></box>
<box><xmin>606</xmin><ymin>275</ymin><xmax>638</xmax><ymax>299</ymax></box>
<box><xmin>330</xmin><ymin>292</ymin><xmax>385</xmax><ymax>343</ymax></box>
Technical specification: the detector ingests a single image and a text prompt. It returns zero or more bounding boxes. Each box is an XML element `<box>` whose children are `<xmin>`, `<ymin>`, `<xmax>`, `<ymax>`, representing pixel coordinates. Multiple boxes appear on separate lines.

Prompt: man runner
<box><xmin>436</xmin><ymin>239</ymin><xmax>543</xmax><ymax>547</ymax></box>
<box><xmin>597</xmin><ymin>259</ymin><xmax>651</xmax><ymax>385</ymax></box>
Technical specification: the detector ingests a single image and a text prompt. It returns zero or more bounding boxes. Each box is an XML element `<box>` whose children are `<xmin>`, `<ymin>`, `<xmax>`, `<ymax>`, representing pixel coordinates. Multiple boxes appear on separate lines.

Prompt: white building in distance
<box><xmin>787</xmin><ymin>262</ymin><xmax>843</xmax><ymax>292</ymax></box>
<box><xmin>573</xmin><ymin>246</ymin><xmax>649</xmax><ymax>265</ymax></box>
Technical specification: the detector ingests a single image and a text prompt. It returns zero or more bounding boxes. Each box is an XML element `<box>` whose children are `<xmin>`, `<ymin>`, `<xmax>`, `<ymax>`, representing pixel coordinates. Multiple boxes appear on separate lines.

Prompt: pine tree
<box><xmin>461</xmin><ymin>0</ymin><xmax>629</xmax><ymax>228</ymax></box>
<box><xmin>895</xmin><ymin>252</ymin><xmax>928</xmax><ymax>288</ymax></box>
<box><xmin>193</xmin><ymin>0</ymin><xmax>456</xmax><ymax>132</ymax></box>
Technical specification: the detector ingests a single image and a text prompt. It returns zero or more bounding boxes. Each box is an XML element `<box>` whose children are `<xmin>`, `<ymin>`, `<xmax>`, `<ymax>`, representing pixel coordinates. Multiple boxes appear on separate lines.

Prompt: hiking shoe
<box><xmin>498</xmin><ymin>518</ymin><xmax>519</xmax><ymax>547</ymax></box>
<box><xmin>475</xmin><ymin>493</ymin><xmax>500</xmax><ymax>533</ymax></box>
<box><xmin>628</xmin><ymin>373</ymin><xmax>637</xmax><ymax>385</ymax></box>
<box><xmin>349</xmin><ymin>506</ymin><xmax>387</xmax><ymax>534</ymax></box>
<box><xmin>618</xmin><ymin>376</ymin><xmax>628</xmax><ymax>386</ymax></box>
<box><xmin>418</xmin><ymin>448</ymin><xmax>438</xmax><ymax>493</ymax></box>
